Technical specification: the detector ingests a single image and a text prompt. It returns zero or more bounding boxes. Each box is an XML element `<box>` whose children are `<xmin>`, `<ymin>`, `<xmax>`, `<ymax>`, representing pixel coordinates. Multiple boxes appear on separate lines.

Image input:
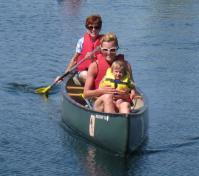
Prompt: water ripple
<box><xmin>3</xmin><ymin>82</ymin><xmax>60</xmax><ymax>96</ymax></box>
<box><xmin>135</xmin><ymin>138</ymin><xmax>199</xmax><ymax>156</ymax></box>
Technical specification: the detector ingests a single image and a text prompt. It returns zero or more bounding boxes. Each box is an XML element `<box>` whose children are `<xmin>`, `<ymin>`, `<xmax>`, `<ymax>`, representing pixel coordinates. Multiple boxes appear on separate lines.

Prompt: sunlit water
<box><xmin>1</xmin><ymin>0</ymin><xmax>199</xmax><ymax>175</ymax></box>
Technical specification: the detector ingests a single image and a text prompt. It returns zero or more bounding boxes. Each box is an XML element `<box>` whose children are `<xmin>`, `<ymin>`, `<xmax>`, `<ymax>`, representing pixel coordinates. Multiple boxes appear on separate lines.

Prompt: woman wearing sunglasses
<box><xmin>83</xmin><ymin>32</ymin><xmax>135</xmax><ymax>113</ymax></box>
<box><xmin>55</xmin><ymin>14</ymin><xmax>103</xmax><ymax>85</ymax></box>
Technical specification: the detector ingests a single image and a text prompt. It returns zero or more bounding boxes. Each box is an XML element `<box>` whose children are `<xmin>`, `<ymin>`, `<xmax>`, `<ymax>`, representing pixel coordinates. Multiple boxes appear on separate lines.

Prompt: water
<box><xmin>1</xmin><ymin>0</ymin><xmax>199</xmax><ymax>175</ymax></box>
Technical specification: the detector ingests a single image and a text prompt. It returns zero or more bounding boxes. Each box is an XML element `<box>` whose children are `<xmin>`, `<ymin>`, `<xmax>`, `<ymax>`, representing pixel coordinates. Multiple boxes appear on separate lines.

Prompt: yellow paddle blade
<box><xmin>35</xmin><ymin>85</ymin><xmax>51</xmax><ymax>94</ymax></box>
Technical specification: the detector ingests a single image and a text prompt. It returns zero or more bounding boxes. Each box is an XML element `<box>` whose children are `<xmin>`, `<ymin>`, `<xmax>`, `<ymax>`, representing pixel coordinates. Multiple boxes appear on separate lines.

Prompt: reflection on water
<box><xmin>4</xmin><ymin>82</ymin><xmax>36</xmax><ymax>94</ymax></box>
<box><xmin>3</xmin><ymin>82</ymin><xmax>60</xmax><ymax>96</ymax></box>
<box><xmin>61</xmin><ymin>120</ymin><xmax>199</xmax><ymax>176</ymax></box>
<box><xmin>135</xmin><ymin>139</ymin><xmax>199</xmax><ymax>156</ymax></box>
<box><xmin>57</xmin><ymin>0</ymin><xmax>82</xmax><ymax>16</ymax></box>
<box><xmin>84</xmin><ymin>146</ymin><xmax>130</xmax><ymax>176</ymax></box>
<box><xmin>61</xmin><ymin>122</ymin><xmax>131</xmax><ymax>176</ymax></box>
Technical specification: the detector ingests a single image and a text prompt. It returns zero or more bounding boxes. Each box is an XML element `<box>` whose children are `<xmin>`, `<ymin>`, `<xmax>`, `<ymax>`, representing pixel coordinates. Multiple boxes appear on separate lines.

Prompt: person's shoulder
<box><xmin>92</xmin><ymin>60</ymin><xmax>99</xmax><ymax>67</ymax></box>
<box><xmin>96</xmin><ymin>52</ymin><xmax>103</xmax><ymax>58</ymax></box>
<box><xmin>117</xmin><ymin>54</ymin><xmax>130</xmax><ymax>64</ymax></box>
<box><xmin>89</xmin><ymin>60</ymin><xmax>98</xmax><ymax>71</ymax></box>
<box><xmin>117</xmin><ymin>54</ymin><xmax>125</xmax><ymax>60</ymax></box>
<box><xmin>99</xmin><ymin>34</ymin><xmax>104</xmax><ymax>39</ymax></box>
<box><xmin>77</xmin><ymin>37</ymin><xmax>84</xmax><ymax>43</ymax></box>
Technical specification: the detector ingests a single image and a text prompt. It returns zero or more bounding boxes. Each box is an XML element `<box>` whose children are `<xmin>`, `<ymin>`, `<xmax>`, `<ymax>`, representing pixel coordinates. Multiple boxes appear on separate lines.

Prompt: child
<box><xmin>99</xmin><ymin>60</ymin><xmax>135</xmax><ymax>113</ymax></box>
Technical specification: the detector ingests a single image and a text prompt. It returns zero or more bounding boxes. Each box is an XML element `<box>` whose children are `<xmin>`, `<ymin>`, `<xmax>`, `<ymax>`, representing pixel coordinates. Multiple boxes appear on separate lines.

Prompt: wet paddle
<box><xmin>35</xmin><ymin>47</ymin><xmax>99</xmax><ymax>95</ymax></box>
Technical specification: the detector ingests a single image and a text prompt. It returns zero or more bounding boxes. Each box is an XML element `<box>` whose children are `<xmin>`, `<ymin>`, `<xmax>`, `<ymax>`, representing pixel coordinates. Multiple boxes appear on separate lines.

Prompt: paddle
<box><xmin>35</xmin><ymin>47</ymin><xmax>99</xmax><ymax>95</ymax></box>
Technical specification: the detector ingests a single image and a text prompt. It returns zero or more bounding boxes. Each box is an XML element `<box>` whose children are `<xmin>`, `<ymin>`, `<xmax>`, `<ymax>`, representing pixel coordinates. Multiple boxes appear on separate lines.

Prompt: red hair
<box><xmin>85</xmin><ymin>14</ymin><xmax>102</xmax><ymax>29</ymax></box>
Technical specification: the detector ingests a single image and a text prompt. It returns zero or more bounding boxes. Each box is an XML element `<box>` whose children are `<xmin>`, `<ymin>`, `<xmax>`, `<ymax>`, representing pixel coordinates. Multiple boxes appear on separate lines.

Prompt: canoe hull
<box><xmin>61</xmin><ymin>73</ymin><xmax>148</xmax><ymax>156</ymax></box>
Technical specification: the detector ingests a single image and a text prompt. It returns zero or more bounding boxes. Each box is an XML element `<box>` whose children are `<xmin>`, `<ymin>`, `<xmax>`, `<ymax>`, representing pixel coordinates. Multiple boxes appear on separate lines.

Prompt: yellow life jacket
<box><xmin>99</xmin><ymin>68</ymin><xmax>134</xmax><ymax>91</ymax></box>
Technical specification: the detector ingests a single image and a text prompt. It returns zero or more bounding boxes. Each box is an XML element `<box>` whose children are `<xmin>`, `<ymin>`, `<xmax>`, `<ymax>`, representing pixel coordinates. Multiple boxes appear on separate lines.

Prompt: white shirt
<box><xmin>75</xmin><ymin>37</ymin><xmax>84</xmax><ymax>53</ymax></box>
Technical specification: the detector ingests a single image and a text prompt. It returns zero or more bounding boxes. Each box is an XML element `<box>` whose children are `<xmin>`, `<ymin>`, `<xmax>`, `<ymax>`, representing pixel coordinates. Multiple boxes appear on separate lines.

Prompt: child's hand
<box><xmin>99</xmin><ymin>87</ymin><xmax>117</xmax><ymax>95</ymax></box>
<box><xmin>113</xmin><ymin>90</ymin><xmax>129</xmax><ymax>101</ymax></box>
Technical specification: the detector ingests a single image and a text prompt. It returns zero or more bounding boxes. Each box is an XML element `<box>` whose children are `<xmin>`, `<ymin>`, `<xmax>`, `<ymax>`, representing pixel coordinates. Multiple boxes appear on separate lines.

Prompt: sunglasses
<box><xmin>101</xmin><ymin>47</ymin><xmax>118</xmax><ymax>53</ymax></box>
<box><xmin>87</xmin><ymin>25</ymin><xmax>101</xmax><ymax>30</ymax></box>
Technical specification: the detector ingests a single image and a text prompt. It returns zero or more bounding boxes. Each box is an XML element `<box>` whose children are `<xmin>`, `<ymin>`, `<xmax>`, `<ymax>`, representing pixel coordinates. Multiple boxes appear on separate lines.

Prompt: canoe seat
<box><xmin>72</xmin><ymin>73</ymin><xmax>82</xmax><ymax>86</ymax></box>
<box><xmin>66</xmin><ymin>91</ymin><xmax>93</xmax><ymax>109</ymax></box>
<box><xmin>82</xmin><ymin>95</ymin><xmax>93</xmax><ymax>109</ymax></box>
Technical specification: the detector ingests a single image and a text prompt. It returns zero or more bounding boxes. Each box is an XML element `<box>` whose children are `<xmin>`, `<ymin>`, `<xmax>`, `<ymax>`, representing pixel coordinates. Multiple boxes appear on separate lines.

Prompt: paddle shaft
<box><xmin>52</xmin><ymin>47</ymin><xmax>100</xmax><ymax>87</ymax></box>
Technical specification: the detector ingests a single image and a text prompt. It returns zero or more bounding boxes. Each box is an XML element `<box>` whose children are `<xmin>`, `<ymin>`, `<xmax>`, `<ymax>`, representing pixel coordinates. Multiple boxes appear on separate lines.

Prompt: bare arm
<box><xmin>83</xmin><ymin>62</ymin><xmax>103</xmax><ymax>98</ymax></box>
<box><xmin>83</xmin><ymin>62</ymin><xmax>119</xmax><ymax>99</ymax></box>
<box><xmin>65</xmin><ymin>52</ymin><xmax>80</xmax><ymax>73</ymax></box>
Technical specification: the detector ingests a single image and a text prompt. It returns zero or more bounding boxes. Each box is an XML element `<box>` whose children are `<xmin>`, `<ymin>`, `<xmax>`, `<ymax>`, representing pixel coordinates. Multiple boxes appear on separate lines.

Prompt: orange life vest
<box><xmin>94</xmin><ymin>54</ymin><xmax>125</xmax><ymax>89</ymax></box>
<box><xmin>77</xmin><ymin>33</ymin><xmax>102</xmax><ymax>72</ymax></box>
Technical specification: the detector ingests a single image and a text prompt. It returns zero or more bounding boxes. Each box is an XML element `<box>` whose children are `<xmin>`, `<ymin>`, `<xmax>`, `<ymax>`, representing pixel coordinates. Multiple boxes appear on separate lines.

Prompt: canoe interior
<box><xmin>64</xmin><ymin>74</ymin><xmax>145</xmax><ymax>113</ymax></box>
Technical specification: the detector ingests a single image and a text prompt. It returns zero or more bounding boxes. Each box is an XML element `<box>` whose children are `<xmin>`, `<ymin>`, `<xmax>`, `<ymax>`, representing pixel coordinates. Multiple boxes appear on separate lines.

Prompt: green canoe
<box><xmin>61</xmin><ymin>72</ymin><xmax>148</xmax><ymax>156</ymax></box>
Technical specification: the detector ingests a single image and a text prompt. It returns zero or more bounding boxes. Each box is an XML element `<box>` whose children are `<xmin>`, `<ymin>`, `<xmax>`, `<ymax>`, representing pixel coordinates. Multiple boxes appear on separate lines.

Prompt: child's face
<box><xmin>112</xmin><ymin>67</ymin><xmax>124</xmax><ymax>80</ymax></box>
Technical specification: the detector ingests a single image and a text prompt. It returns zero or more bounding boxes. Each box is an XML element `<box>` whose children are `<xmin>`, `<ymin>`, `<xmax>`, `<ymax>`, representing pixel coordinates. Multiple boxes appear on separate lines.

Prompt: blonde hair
<box><xmin>111</xmin><ymin>60</ymin><xmax>128</xmax><ymax>76</ymax></box>
<box><xmin>100</xmin><ymin>32</ymin><xmax>119</xmax><ymax>48</ymax></box>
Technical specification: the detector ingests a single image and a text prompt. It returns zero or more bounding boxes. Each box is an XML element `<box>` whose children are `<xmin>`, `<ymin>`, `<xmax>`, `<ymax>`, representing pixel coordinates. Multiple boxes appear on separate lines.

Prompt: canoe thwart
<box><xmin>68</xmin><ymin>93</ymin><xmax>82</xmax><ymax>97</ymax></box>
<box><xmin>66</xmin><ymin>86</ymin><xmax>84</xmax><ymax>90</ymax></box>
